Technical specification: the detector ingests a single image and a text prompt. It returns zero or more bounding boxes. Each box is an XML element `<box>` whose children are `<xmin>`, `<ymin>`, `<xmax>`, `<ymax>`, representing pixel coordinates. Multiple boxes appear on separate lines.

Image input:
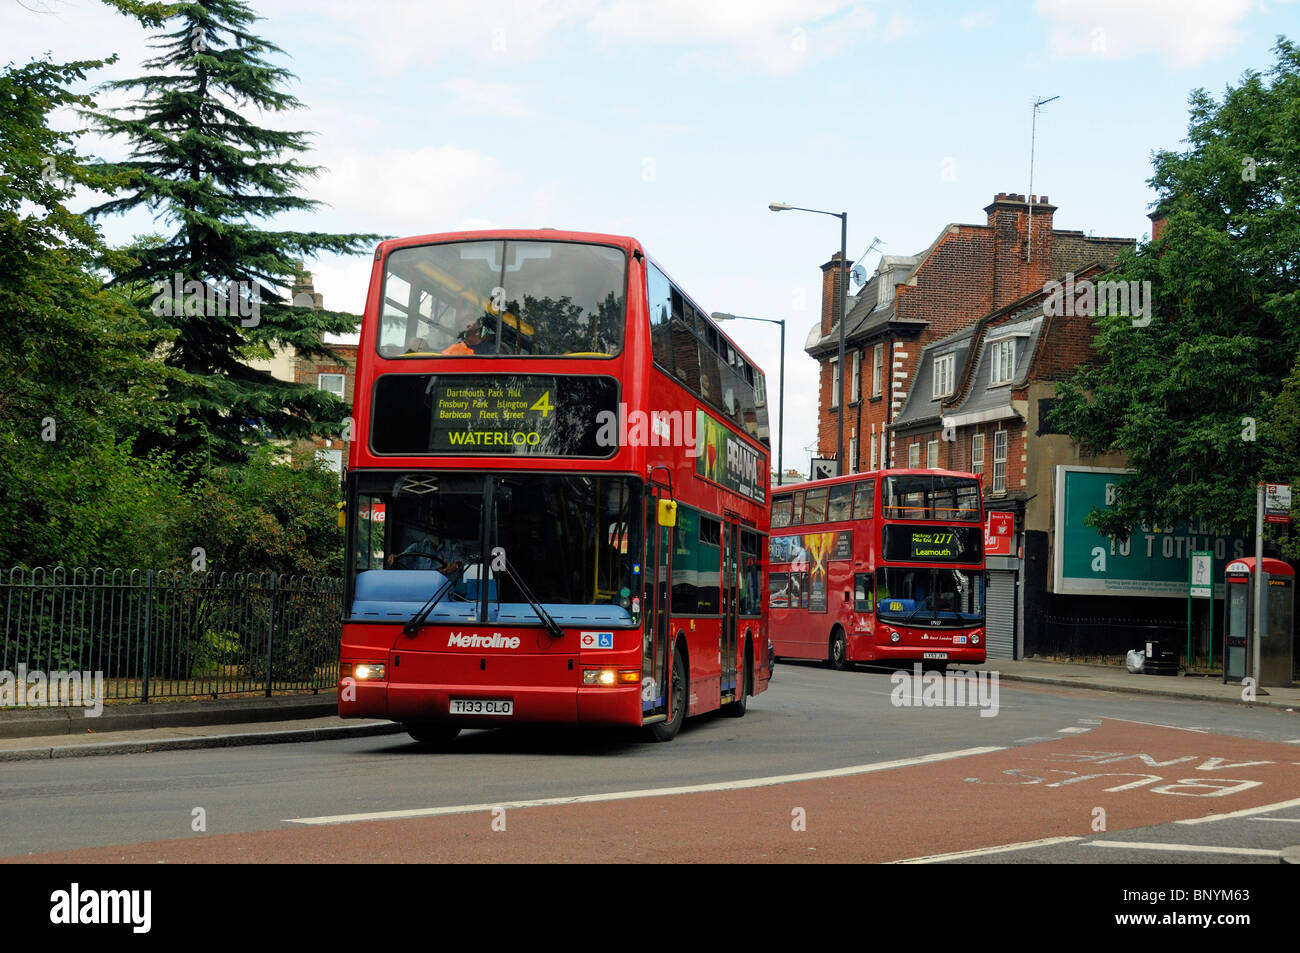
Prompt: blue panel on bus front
<box><xmin>488</xmin><ymin>604</ymin><xmax>633</xmax><ymax>625</ymax></box>
<box><xmin>351</xmin><ymin>569</ymin><xmax>478</xmax><ymax>622</ymax></box>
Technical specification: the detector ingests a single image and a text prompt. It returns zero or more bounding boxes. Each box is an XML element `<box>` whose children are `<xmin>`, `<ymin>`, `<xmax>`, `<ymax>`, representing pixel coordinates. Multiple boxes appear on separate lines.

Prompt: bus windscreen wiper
<box><xmin>500</xmin><ymin>554</ymin><xmax>564</xmax><ymax>641</ymax></box>
<box><xmin>901</xmin><ymin>595</ymin><xmax>936</xmax><ymax>625</ymax></box>
<box><xmin>403</xmin><ymin>556</ymin><xmax>478</xmax><ymax>636</ymax></box>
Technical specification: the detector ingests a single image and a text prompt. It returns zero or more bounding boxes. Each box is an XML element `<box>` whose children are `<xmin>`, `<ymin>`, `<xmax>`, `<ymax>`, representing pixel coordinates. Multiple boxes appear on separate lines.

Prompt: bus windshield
<box><xmin>881</xmin><ymin>474</ymin><xmax>982</xmax><ymax>522</ymax></box>
<box><xmin>378</xmin><ymin>240</ymin><xmax>627</xmax><ymax>358</ymax></box>
<box><xmin>352</xmin><ymin>472</ymin><xmax>641</xmax><ymax>621</ymax></box>
<box><xmin>876</xmin><ymin>567</ymin><xmax>985</xmax><ymax>625</ymax></box>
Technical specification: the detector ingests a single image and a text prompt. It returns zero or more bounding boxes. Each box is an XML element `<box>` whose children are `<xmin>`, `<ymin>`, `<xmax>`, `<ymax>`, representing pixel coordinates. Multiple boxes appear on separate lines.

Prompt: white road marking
<box><xmin>892</xmin><ymin>836</ymin><xmax>1083</xmax><ymax>864</ymax></box>
<box><xmin>1175</xmin><ymin>797</ymin><xmax>1300</xmax><ymax>825</ymax></box>
<box><xmin>1252</xmin><ymin>817</ymin><xmax>1300</xmax><ymax>823</ymax></box>
<box><xmin>1057</xmin><ymin>727</ymin><xmax>1089</xmax><ymax>733</ymax></box>
<box><xmin>1086</xmin><ymin>841</ymin><xmax>1281</xmax><ymax>858</ymax></box>
<box><xmin>1102</xmin><ymin>717</ymin><xmax>1209</xmax><ymax>733</ymax></box>
<box><xmin>285</xmin><ymin>745</ymin><xmax>1006</xmax><ymax>825</ymax></box>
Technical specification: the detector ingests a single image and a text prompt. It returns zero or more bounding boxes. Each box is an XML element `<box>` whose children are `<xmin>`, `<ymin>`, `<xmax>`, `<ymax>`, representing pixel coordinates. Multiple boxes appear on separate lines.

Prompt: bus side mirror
<box><xmin>657</xmin><ymin>499</ymin><xmax>678</xmax><ymax>528</ymax></box>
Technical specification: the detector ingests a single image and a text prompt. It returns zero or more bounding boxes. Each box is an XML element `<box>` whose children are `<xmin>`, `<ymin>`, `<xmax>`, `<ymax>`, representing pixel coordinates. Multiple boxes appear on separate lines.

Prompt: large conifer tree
<box><xmin>85</xmin><ymin>0</ymin><xmax>380</xmax><ymax>467</ymax></box>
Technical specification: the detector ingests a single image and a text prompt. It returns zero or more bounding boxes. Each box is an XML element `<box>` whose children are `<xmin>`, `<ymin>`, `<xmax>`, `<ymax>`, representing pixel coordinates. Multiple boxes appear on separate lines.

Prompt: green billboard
<box><xmin>1052</xmin><ymin>466</ymin><xmax>1250</xmax><ymax>598</ymax></box>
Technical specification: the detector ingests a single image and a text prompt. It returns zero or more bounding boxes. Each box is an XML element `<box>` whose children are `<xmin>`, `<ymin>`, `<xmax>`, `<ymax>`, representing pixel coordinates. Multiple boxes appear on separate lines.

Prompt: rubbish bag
<box><xmin>1126</xmin><ymin>649</ymin><xmax>1145</xmax><ymax>674</ymax></box>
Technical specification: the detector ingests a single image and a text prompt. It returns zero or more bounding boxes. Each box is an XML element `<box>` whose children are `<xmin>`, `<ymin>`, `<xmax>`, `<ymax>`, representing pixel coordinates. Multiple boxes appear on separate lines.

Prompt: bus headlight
<box><xmin>971</xmin><ymin>629</ymin><xmax>983</xmax><ymax>645</ymax></box>
<box><xmin>352</xmin><ymin>663</ymin><xmax>386</xmax><ymax>680</ymax></box>
<box><xmin>582</xmin><ymin>669</ymin><xmax>640</xmax><ymax>686</ymax></box>
<box><xmin>887</xmin><ymin>629</ymin><xmax>901</xmax><ymax>643</ymax></box>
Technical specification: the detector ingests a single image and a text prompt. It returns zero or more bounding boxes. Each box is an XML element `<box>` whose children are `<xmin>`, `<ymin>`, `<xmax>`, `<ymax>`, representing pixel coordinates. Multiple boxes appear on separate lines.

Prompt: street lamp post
<box><xmin>713</xmin><ymin>312</ymin><xmax>785</xmax><ymax>485</ymax></box>
<box><xmin>769</xmin><ymin>202</ymin><xmax>848</xmax><ymax>475</ymax></box>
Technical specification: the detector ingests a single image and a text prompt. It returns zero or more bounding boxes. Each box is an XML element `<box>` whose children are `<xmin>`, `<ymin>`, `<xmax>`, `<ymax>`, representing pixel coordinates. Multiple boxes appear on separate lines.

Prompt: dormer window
<box><xmin>932</xmin><ymin>354</ymin><xmax>955</xmax><ymax>399</ymax></box>
<box><xmin>878</xmin><ymin>274</ymin><xmax>894</xmax><ymax>307</ymax></box>
<box><xmin>989</xmin><ymin>338</ymin><xmax>1016</xmax><ymax>386</ymax></box>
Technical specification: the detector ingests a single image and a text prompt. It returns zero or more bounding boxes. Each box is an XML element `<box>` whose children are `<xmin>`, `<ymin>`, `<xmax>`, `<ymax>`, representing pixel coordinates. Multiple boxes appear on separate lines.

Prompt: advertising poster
<box><xmin>695</xmin><ymin>409</ymin><xmax>765</xmax><ymax>503</ymax></box>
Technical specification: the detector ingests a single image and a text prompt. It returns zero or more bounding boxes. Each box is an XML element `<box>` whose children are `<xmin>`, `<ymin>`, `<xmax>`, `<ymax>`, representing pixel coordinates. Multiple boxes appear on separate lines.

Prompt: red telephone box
<box><xmin>1223</xmin><ymin>558</ymin><xmax>1295</xmax><ymax>687</ymax></box>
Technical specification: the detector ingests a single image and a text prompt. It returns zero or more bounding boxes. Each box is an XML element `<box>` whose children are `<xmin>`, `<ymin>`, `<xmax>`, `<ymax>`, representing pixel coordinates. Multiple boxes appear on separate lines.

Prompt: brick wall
<box><xmin>295</xmin><ymin>345</ymin><xmax>357</xmax><ymax>404</ymax></box>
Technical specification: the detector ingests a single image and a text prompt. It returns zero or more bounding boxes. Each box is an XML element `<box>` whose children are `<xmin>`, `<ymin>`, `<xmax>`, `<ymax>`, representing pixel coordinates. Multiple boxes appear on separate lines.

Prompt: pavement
<box><xmin>0</xmin><ymin>660</ymin><xmax>1294</xmax><ymax>762</ymax></box>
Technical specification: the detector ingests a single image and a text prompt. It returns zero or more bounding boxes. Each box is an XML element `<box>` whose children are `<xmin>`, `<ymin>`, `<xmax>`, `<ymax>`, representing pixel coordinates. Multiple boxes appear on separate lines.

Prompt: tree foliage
<box><xmin>183</xmin><ymin>446</ymin><xmax>344</xmax><ymax>577</ymax></box>
<box><xmin>84</xmin><ymin>0</ymin><xmax>380</xmax><ymax>468</ymax></box>
<box><xmin>1051</xmin><ymin>38</ymin><xmax>1300</xmax><ymax>541</ymax></box>
<box><xmin>0</xmin><ymin>55</ymin><xmax>193</xmax><ymax>569</ymax></box>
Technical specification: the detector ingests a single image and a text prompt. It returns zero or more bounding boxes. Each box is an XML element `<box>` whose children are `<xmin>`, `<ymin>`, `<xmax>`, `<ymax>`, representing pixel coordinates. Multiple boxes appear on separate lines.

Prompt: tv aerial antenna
<box><xmin>849</xmin><ymin>236</ymin><xmax>887</xmax><ymax>288</ymax></box>
<box><xmin>1027</xmin><ymin>95</ymin><xmax>1059</xmax><ymax>263</ymax></box>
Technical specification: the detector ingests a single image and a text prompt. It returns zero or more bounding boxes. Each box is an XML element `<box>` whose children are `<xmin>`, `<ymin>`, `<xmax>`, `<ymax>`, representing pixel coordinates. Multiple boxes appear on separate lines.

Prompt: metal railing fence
<box><xmin>1</xmin><ymin>567</ymin><xmax>341</xmax><ymax>702</ymax></box>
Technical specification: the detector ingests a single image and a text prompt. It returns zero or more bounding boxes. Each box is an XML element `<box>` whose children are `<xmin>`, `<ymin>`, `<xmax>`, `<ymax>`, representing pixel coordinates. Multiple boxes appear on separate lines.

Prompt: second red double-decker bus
<box><xmin>768</xmin><ymin>468</ymin><xmax>986</xmax><ymax>671</ymax></box>
<box><xmin>339</xmin><ymin>229</ymin><xmax>772</xmax><ymax>744</ymax></box>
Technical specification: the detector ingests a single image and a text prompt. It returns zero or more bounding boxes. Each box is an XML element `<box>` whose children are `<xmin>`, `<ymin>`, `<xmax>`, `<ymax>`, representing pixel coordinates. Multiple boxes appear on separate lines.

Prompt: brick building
<box><xmin>805</xmin><ymin>192</ymin><xmax>1136</xmax><ymax>657</ymax></box>
<box><xmin>247</xmin><ymin>268</ymin><xmax>358</xmax><ymax>473</ymax></box>
<box><xmin>806</xmin><ymin>192</ymin><xmax>1132</xmax><ymax>476</ymax></box>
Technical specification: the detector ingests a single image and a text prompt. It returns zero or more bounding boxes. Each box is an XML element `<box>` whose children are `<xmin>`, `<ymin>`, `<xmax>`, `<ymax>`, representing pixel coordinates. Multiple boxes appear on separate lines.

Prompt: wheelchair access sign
<box><xmin>580</xmin><ymin>631</ymin><xmax>614</xmax><ymax>649</ymax></box>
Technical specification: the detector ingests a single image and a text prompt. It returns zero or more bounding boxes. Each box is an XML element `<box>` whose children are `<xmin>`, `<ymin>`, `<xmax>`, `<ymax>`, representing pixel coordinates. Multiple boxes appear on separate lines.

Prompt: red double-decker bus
<box><xmin>339</xmin><ymin>229</ymin><xmax>772</xmax><ymax>744</ymax></box>
<box><xmin>768</xmin><ymin>468</ymin><xmax>986</xmax><ymax>671</ymax></box>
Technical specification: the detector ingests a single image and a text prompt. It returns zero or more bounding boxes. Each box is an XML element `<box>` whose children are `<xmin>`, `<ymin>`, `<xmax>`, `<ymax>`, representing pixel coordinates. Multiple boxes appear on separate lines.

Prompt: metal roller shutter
<box><xmin>986</xmin><ymin>570</ymin><xmax>1017</xmax><ymax>659</ymax></box>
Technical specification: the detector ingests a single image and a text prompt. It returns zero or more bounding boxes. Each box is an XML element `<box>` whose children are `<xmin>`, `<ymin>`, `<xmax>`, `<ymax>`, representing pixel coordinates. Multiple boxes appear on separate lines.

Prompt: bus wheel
<box><xmin>648</xmin><ymin>644</ymin><xmax>688</xmax><ymax>742</ymax></box>
<box><xmin>405</xmin><ymin>722</ymin><xmax>460</xmax><ymax>747</ymax></box>
<box><xmin>828</xmin><ymin>627</ymin><xmax>850</xmax><ymax>671</ymax></box>
<box><xmin>722</xmin><ymin>647</ymin><xmax>749</xmax><ymax>718</ymax></box>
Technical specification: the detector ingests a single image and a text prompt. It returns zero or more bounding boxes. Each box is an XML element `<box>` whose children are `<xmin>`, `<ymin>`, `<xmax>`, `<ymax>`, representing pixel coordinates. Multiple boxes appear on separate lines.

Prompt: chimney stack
<box><xmin>820</xmin><ymin>250</ymin><xmax>847</xmax><ymax>336</ymax></box>
<box><xmin>1148</xmin><ymin>208</ymin><xmax>1167</xmax><ymax>242</ymax></box>
<box><xmin>984</xmin><ymin>191</ymin><xmax>1057</xmax><ymax>308</ymax></box>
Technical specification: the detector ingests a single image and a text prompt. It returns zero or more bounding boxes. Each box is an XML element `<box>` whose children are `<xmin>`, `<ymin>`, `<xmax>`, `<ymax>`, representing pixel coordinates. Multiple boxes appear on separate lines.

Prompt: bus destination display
<box><xmin>881</xmin><ymin>524</ymin><xmax>982</xmax><ymax>563</ymax></box>
<box><xmin>371</xmin><ymin>374</ymin><xmax>619</xmax><ymax>457</ymax></box>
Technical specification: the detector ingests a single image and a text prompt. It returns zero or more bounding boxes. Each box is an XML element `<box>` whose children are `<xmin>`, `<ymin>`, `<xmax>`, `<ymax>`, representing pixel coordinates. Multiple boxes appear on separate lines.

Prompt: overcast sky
<box><xmin>4</xmin><ymin>0</ymin><xmax>1296</xmax><ymax>473</ymax></box>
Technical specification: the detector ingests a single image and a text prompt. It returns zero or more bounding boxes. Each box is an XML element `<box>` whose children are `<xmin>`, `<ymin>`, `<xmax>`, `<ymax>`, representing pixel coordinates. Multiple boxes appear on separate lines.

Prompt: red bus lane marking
<box><xmin>6</xmin><ymin>721</ymin><xmax>1298</xmax><ymax>864</ymax></box>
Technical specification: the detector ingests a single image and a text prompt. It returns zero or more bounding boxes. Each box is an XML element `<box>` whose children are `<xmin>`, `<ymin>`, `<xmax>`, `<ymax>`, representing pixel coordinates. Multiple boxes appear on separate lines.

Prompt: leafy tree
<box><xmin>0</xmin><ymin>54</ymin><xmax>192</xmax><ymax>569</ymax></box>
<box><xmin>83</xmin><ymin>0</ymin><xmax>381</xmax><ymax>468</ymax></box>
<box><xmin>1051</xmin><ymin>38</ymin><xmax>1300</xmax><ymax>541</ymax></box>
<box><xmin>181</xmin><ymin>446</ymin><xmax>344</xmax><ymax>577</ymax></box>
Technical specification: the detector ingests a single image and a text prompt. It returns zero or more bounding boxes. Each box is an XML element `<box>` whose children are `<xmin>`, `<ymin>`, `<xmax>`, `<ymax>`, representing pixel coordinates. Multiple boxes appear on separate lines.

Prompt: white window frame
<box><xmin>318</xmin><ymin>373</ymin><xmax>346</xmax><ymax>399</ymax></box>
<box><xmin>869</xmin><ymin>425</ymin><xmax>878</xmax><ymax>470</ymax></box>
<box><xmin>989</xmin><ymin>339</ymin><xmax>1016</xmax><ymax>386</ymax></box>
<box><xmin>872</xmin><ymin>343</ymin><xmax>883</xmax><ymax>397</ymax></box>
<box><xmin>849</xmin><ymin>436</ymin><xmax>858</xmax><ymax>473</ymax></box>
<box><xmin>880</xmin><ymin>430</ymin><xmax>888</xmax><ymax>468</ymax></box>
<box><xmin>926</xmin><ymin>439</ymin><xmax>939</xmax><ymax>469</ymax></box>
<box><xmin>851</xmin><ymin>351</ymin><xmax>862</xmax><ymax>403</ymax></box>
<box><xmin>993</xmin><ymin>430</ymin><xmax>1008</xmax><ymax>492</ymax></box>
<box><xmin>830</xmin><ymin>357</ymin><xmax>841</xmax><ymax>410</ymax></box>
<box><xmin>971</xmin><ymin>433</ymin><xmax>985</xmax><ymax>476</ymax></box>
<box><xmin>908</xmin><ymin>442</ymin><xmax>920</xmax><ymax>468</ymax></box>
<box><xmin>933</xmin><ymin>354</ymin><xmax>955</xmax><ymax>399</ymax></box>
<box><xmin>315</xmin><ymin>447</ymin><xmax>343</xmax><ymax>474</ymax></box>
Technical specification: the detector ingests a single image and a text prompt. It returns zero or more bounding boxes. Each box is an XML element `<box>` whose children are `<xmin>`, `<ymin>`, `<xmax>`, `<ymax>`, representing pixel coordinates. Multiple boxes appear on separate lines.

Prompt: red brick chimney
<box><xmin>1148</xmin><ymin>209</ymin><xmax>1167</xmax><ymax>242</ymax></box>
<box><xmin>983</xmin><ymin>192</ymin><xmax>1056</xmax><ymax>309</ymax></box>
<box><xmin>820</xmin><ymin>251</ymin><xmax>846</xmax><ymax>336</ymax></box>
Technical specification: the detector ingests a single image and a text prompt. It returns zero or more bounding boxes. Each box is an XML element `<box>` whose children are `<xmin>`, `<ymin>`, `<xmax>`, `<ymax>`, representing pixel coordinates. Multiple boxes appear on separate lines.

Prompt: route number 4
<box><xmin>530</xmin><ymin>391</ymin><xmax>553</xmax><ymax>417</ymax></box>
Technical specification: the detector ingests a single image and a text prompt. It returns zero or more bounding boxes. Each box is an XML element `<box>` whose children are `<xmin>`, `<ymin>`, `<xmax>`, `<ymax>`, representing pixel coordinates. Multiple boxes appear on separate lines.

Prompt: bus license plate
<box><xmin>450</xmin><ymin>699</ymin><xmax>513</xmax><ymax>716</ymax></box>
<box><xmin>923</xmin><ymin>652</ymin><xmax>948</xmax><ymax>660</ymax></box>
